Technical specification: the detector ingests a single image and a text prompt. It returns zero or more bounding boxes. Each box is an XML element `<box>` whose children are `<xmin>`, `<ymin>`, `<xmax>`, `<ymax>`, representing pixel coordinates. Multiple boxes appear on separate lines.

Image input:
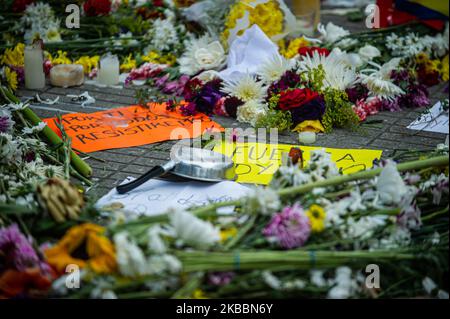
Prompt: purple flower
<box><xmin>193</xmin><ymin>79</ymin><xmax>224</xmax><ymax>115</ymax></box>
<box><xmin>268</xmin><ymin>71</ymin><xmax>301</xmax><ymax>95</ymax></box>
<box><xmin>155</xmin><ymin>73</ymin><xmax>170</xmax><ymax>88</ymax></box>
<box><xmin>223</xmin><ymin>97</ymin><xmax>244</xmax><ymax>118</ymax></box>
<box><xmin>180</xmin><ymin>102</ymin><xmax>197</xmax><ymax>116</ymax></box>
<box><xmin>0</xmin><ymin>114</ymin><xmax>14</xmax><ymax>133</ymax></box>
<box><xmin>346</xmin><ymin>85</ymin><xmax>369</xmax><ymax>104</ymax></box>
<box><xmin>290</xmin><ymin>96</ymin><xmax>326</xmax><ymax>126</ymax></box>
<box><xmin>0</xmin><ymin>224</ymin><xmax>40</xmax><ymax>271</ymax></box>
<box><xmin>263</xmin><ymin>203</ymin><xmax>311</xmax><ymax>249</ymax></box>
<box><xmin>398</xmin><ymin>84</ymin><xmax>430</xmax><ymax>109</ymax></box>
<box><xmin>162</xmin><ymin>75</ymin><xmax>191</xmax><ymax>96</ymax></box>
<box><xmin>208</xmin><ymin>272</ymin><xmax>235</xmax><ymax>286</ymax></box>
<box><xmin>379</xmin><ymin>98</ymin><xmax>401</xmax><ymax>112</ymax></box>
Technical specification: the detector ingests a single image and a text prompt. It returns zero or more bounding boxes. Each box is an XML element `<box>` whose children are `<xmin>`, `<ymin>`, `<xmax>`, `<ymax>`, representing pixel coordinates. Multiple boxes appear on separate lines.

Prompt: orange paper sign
<box><xmin>44</xmin><ymin>103</ymin><xmax>224</xmax><ymax>153</ymax></box>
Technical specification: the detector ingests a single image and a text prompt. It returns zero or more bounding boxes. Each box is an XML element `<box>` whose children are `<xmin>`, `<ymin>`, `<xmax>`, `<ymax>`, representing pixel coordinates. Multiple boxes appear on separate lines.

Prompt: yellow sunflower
<box><xmin>44</xmin><ymin>223</ymin><xmax>117</xmax><ymax>274</ymax></box>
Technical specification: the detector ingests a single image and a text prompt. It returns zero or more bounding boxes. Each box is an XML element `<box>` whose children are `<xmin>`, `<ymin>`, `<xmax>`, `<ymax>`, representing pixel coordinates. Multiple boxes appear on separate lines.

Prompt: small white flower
<box><xmin>7</xmin><ymin>102</ymin><xmax>27</xmax><ymax>111</ymax></box>
<box><xmin>327</xmin><ymin>267</ymin><xmax>358</xmax><ymax>299</ymax></box>
<box><xmin>318</xmin><ymin>22</ymin><xmax>350</xmax><ymax>44</ymax></box>
<box><xmin>169</xmin><ymin>208</ymin><xmax>221</xmax><ymax>249</ymax></box>
<box><xmin>310</xmin><ymin>270</ymin><xmax>327</xmax><ymax>288</ymax></box>
<box><xmin>243</xmin><ymin>186</ymin><xmax>281</xmax><ymax>215</ymax></box>
<box><xmin>236</xmin><ymin>100</ymin><xmax>268</xmax><ymax>126</ymax></box>
<box><xmin>376</xmin><ymin>160</ymin><xmax>408</xmax><ymax>204</ymax></box>
<box><xmin>422</xmin><ymin>277</ymin><xmax>437</xmax><ymax>295</ymax></box>
<box><xmin>22</xmin><ymin>122</ymin><xmax>47</xmax><ymax>135</ymax></box>
<box><xmin>358</xmin><ymin>44</ymin><xmax>381</xmax><ymax>61</ymax></box>
<box><xmin>438</xmin><ymin>290</ymin><xmax>450</xmax><ymax>299</ymax></box>
<box><xmin>114</xmin><ymin>232</ymin><xmax>148</xmax><ymax>278</ymax></box>
<box><xmin>147</xmin><ymin>225</ymin><xmax>167</xmax><ymax>254</ymax></box>
<box><xmin>221</xmin><ymin>74</ymin><xmax>267</xmax><ymax>103</ymax></box>
<box><xmin>262</xmin><ymin>271</ymin><xmax>282</xmax><ymax>290</ymax></box>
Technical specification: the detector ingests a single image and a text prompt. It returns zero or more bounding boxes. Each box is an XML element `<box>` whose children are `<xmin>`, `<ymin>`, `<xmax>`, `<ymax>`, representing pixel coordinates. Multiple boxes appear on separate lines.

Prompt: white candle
<box><xmin>299</xmin><ymin>131</ymin><xmax>317</xmax><ymax>144</ymax></box>
<box><xmin>97</xmin><ymin>54</ymin><xmax>119</xmax><ymax>86</ymax></box>
<box><xmin>50</xmin><ymin>64</ymin><xmax>84</xmax><ymax>88</ymax></box>
<box><xmin>24</xmin><ymin>44</ymin><xmax>45</xmax><ymax>89</ymax></box>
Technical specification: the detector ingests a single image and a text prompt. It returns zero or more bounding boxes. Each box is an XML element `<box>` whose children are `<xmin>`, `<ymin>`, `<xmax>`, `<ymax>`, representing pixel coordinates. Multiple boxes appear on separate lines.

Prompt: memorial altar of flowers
<box><xmin>0</xmin><ymin>0</ymin><xmax>449</xmax><ymax>299</ymax></box>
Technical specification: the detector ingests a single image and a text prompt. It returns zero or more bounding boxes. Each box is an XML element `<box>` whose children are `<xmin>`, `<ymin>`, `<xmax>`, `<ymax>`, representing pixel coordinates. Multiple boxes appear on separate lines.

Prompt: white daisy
<box><xmin>221</xmin><ymin>74</ymin><xmax>267</xmax><ymax>102</ymax></box>
<box><xmin>257</xmin><ymin>54</ymin><xmax>292</xmax><ymax>84</ymax></box>
<box><xmin>359</xmin><ymin>58</ymin><xmax>404</xmax><ymax>100</ymax></box>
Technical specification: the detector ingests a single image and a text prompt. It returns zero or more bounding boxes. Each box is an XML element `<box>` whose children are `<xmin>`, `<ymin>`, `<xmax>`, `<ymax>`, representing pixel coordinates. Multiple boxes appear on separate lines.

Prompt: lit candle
<box><xmin>299</xmin><ymin>131</ymin><xmax>317</xmax><ymax>144</ymax></box>
<box><xmin>97</xmin><ymin>54</ymin><xmax>120</xmax><ymax>86</ymax></box>
<box><xmin>24</xmin><ymin>43</ymin><xmax>45</xmax><ymax>89</ymax></box>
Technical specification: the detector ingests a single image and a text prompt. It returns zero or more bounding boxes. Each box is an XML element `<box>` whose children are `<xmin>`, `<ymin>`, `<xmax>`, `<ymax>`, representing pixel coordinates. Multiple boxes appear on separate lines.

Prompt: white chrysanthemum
<box><xmin>243</xmin><ymin>187</ymin><xmax>281</xmax><ymax>216</ymax></box>
<box><xmin>21</xmin><ymin>3</ymin><xmax>61</xmax><ymax>43</ymax></box>
<box><xmin>169</xmin><ymin>208</ymin><xmax>220</xmax><ymax>249</ymax></box>
<box><xmin>359</xmin><ymin>58</ymin><xmax>405</xmax><ymax>100</ymax></box>
<box><xmin>221</xmin><ymin>74</ymin><xmax>267</xmax><ymax>102</ymax></box>
<box><xmin>114</xmin><ymin>232</ymin><xmax>149</xmax><ymax>277</ymax></box>
<box><xmin>147</xmin><ymin>18</ymin><xmax>180</xmax><ymax>52</ymax></box>
<box><xmin>298</xmin><ymin>50</ymin><xmax>357</xmax><ymax>90</ymax></box>
<box><xmin>318</xmin><ymin>22</ymin><xmax>350</xmax><ymax>44</ymax></box>
<box><xmin>236</xmin><ymin>100</ymin><xmax>268</xmax><ymax>126</ymax></box>
<box><xmin>257</xmin><ymin>55</ymin><xmax>292</xmax><ymax>84</ymax></box>
<box><xmin>179</xmin><ymin>34</ymin><xmax>226</xmax><ymax>76</ymax></box>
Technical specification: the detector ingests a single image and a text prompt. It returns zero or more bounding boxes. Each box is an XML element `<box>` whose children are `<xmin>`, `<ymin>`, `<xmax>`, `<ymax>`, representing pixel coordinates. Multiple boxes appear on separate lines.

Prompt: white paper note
<box><xmin>97</xmin><ymin>178</ymin><xmax>250</xmax><ymax>216</ymax></box>
<box><xmin>407</xmin><ymin>102</ymin><xmax>449</xmax><ymax>134</ymax></box>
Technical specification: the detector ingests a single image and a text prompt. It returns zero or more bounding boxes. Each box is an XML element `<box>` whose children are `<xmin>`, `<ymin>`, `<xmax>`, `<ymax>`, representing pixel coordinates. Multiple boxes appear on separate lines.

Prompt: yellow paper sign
<box><xmin>213</xmin><ymin>142</ymin><xmax>383</xmax><ymax>185</ymax></box>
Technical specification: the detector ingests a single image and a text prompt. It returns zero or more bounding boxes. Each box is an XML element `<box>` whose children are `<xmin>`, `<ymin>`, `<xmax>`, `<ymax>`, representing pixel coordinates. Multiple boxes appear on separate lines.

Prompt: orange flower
<box><xmin>0</xmin><ymin>268</ymin><xmax>53</xmax><ymax>298</ymax></box>
<box><xmin>44</xmin><ymin>223</ymin><xmax>117</xmax><ymax>274</ymax></box>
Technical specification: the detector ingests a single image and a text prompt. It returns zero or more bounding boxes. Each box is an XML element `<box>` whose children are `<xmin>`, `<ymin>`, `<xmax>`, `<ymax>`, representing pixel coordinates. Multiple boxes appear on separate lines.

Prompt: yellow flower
<box><xmin>44</xmin><ymin>223</ymin><xmax>117</xmax><ymax>274</ymax></box>
<box><xmin>141</xmin><ymin>51</ymin><xmax>161</xmax><ymax>63</ymax></box>
<box><xmin>415</xmin><ymin>52</ymin><xmax>428</xmax><ymax>65</ymax></box>
<box><xmin>1</xmin><ymin>43</ymin><xmax>25</xmax><ymax>67</ymax></box>
<box><xmin>74</xmin><ymin>55</ymin><xmax>99</xmax><ymax>74</ymax></box>
<box><xmin>293</xmin><ymin>120</ymin><xmax>325</xmax><ymax>133</ymax></box>
<box><xmin>305</xmin><ymin>205</ymin><xmax>326</xmax><ymax>233</ymax></box>
<box><xmin>120</xmin><ymin>54</ymin><xmax>137</xmax><ymax>72</ymax></box>
<box><xmin>193</xmin><ymin>289</ymin><xmax>208</xmax><ymax>299</ymax></box>
<box><xmin>4</xmin><ymin>67</ymin><xmax>18</xmax><ymax>91</ymax></box>
<box><xmin>281</xmin><ymin>37</ymin><xmax>310</xmax><ymax>58</ymax></box>
<box><xmin>438</xmin><ymin>55</ymin><xmax>449</xmax><ymax>82</ymax></box>
<box><xmin>222</xmin><ymin>1</ymin><xmax>284</xmax><ymax>45</ymax></box>
<box><xmin>220</xmin><ymin>227</ymin><xmax>238</xmax><ymax>243</ymax></box>
<box><xmin>49</xmin><ymin>50</ymin><xmax>72</xmax><ymax>65</ymax></box>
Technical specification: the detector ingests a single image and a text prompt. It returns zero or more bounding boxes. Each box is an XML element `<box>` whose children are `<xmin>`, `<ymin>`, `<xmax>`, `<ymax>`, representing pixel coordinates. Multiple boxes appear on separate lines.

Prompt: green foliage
<box><xmin>255</xmin><ymin>94</ymin><xmax>293</xmax><ymax>132</ymax></box>
<box><xmin>322</xmin><ymin>88</ymin><xmax>360</xmax><ymax>133</ymax></box>
<box><xmin>302</xmin><ymin>65</ymin><xmax>326</xmax><ymax>92</ymax></box>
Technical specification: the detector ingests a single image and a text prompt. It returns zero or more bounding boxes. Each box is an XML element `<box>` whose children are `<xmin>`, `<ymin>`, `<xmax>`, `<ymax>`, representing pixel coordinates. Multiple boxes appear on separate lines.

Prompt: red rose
<box><xmin>83</xmin><ymin>0</ymin><xmax>112</xmax><ymax>17</ymax></box>
<box><xmin>278</xmin><ymin>88</ymin><xmax>319</xmax><ymax>111</ymax></box>
<box><xmin>12</xmin><ymin>0</ymin><xmax>34</xmax><ymax>13</ymax></box>
<box><xmin>153</xmin><ymin>0</ymin><xmax>165</xmax><ymax>6</ymax></box>
<box><xmin>298</xmin><ymin>46</ymin><xmax>330</xmax><ymax>57</ymax></box>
